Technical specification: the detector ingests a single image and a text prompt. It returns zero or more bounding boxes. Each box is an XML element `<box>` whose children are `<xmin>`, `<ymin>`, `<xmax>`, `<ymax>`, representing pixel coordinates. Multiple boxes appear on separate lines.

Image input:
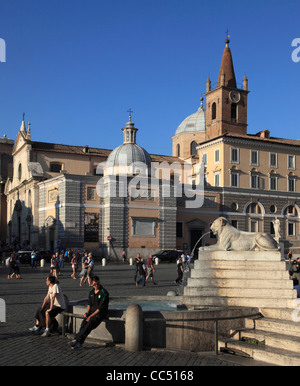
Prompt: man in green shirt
<box><xmin>70</xmin><ymin>276</ymin><xmax>109</xmax><ymax>350</ymax></box>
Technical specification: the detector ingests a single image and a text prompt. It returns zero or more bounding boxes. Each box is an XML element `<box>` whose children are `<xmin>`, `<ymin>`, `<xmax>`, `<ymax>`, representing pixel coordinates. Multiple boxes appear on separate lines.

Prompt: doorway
<box><xmin>190</xmin><ymin>228</ymin><xmax>203</xmax><ymax>256</ymax></box>
<box><xmin>49</xmin><ymin>227</ymin><xmax>55</xmax><ymax>251</ymax></box>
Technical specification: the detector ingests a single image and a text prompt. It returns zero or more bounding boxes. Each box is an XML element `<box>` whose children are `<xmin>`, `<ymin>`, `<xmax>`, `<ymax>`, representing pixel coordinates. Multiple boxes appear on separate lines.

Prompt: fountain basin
<box><xmin>62</xmin><ymin>296</ymin><xmax>258</xmax><ymax>352</ymax></box>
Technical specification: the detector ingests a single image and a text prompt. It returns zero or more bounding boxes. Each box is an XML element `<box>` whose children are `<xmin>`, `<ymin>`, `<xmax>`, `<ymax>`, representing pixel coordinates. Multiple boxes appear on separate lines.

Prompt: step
<box><xmin>219</xmin><ymin>339</ymin><xmax>300</xmax><ymax>366</ymax></box>
<box><xmin>187</xmin><ymin>277</ymin><xmax>293</xmax><ymax>289</ymax></box>
<box><xmin>260</xmin><ymin>307</ymin><xmax>297</xmax><ymax>322</ymax></box>
<box><xmin>232</xmin><ymin>328</ymin><xmax>300</xmax><ymax>354</ymax></box>
<box><xmin>194</xmin><ymin>259</ymin><xmax>287</xmax><ymax>271</ymax></box>
<box><xmin>190</xmin><ymin>269</ymin><xmax>290</xmax><ymax>281</ymax></box>
<box><xmin>197</xmin><ymin>251</ymin><xmax>282</xmax><ymax>262</ymax></box>
<box><xmin>181</xmin><ymin>295</ymin><xmax>291</xmax><ymax>309</ymax></box>
<box><xmin>245</xmin><ymin>317</ymin><xmax>300</xmax><ymax>338</ymax></box>
<box><xmin>184</xmin><ymin>286</ymin><xmax>296</xmax><ymax>299</ymax></box>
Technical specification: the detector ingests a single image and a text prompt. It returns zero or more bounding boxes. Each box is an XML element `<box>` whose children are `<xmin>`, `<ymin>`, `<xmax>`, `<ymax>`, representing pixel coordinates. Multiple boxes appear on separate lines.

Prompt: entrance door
<box><xmin>190</xmin><ymin>229</ymin><xmax>203</xmax><ymax>256</ymax></box>
<box><xmin>49</xmin><ymin>228</ymin><xmax>55</xmax><ymax>251</ymax></box>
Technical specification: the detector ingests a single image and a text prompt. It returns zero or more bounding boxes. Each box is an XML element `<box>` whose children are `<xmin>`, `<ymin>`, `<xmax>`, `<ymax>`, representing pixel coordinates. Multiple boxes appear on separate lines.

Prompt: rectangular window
<box><xmin>250</xmin><ymin>220</ymin><xmax>258</xmax><ymax>232</ymax></box>
<box><xmin>214</xmin><ymin>149</ymin><xmax>220</xmax><ymax>163</ymax></box>
<box><xmin>231</xmin><ymin>172</ymin><xmax>238</xmax><ymax>187</ymax></box>
<box><xmin>202</xmin><ymin>153</ymin><xmax>207</xmax><ymax>166</ymax></box>
<box><xmin>176</xmin><ymin>222</ymin><xmax>183</xmax><ymax>238</ymax></box>
<box><xmin>132</xmin><ymin>218</ymin><xmax>156</xmax><ymax>237</ymax></box>
<box><xmin>251</xmin><ymin>150</ymin><xmax>258</xmax><ymax>165</ymax></box>
<box><xmin>231</xmin><ymin>148</ymin><xmax>239</xmax><ymax>163</ymax></box>
<box><xmin>50</xmin><ymin>163</ymin><xmax>62</xmax><ymax>173</ymax></box>
<box><xmin>270</xmin><ymin>153</ymin><xmax>277</xmax><ymax>168</ymax></box>
<box><xmin>288</xmin><ymin>155</ymin><xmax>295</xmax><ymax>169</ymax></box>
<box><xmin>270</xmin><ymin>175</ymin><xmax>277</xmax><ymax>190</ymax></box>
<box><xmin>288</xmin><ymin>221</ymin><xmax>296</xmax><ymax>236</ymax></box>
<box><xmin>214</xmin><ymin>173</ymin><xmax>220</xmax><ymax>187</ymax></box>
<box><xmin>288</xmin><ymin>177</ymin><xmax>296</xmax><ymax>192</ymax></box>
<box><xmin>84</xmin><ymin>213</ymin><xmax>99</xmax><ymax>242</ymax></box>
<box><xmin>251</xmin><ymin>174</ymin><xmax>260</xmax><ymax>189</ymax></box>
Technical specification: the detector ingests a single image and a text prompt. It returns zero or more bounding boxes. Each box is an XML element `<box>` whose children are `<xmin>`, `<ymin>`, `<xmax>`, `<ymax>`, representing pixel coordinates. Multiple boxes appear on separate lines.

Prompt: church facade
<box><xmin>4</xmin><ymin>38</ymin><xmax>300</xmax><ymax>258</ymax></box>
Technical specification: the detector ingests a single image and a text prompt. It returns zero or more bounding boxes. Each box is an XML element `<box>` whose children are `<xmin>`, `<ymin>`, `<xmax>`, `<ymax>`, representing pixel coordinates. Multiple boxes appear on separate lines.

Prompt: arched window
<box><xmin>284</xmin><ymin>205</ymin><xmax>299</xmax><ymax>217</ymax></box>
<box><xmin>18</xmin><ymin>163</ymin><xmax>22</xmax><ymax>181</ymax></box>
<box><xmin>231</xmin><ymin>103</ymin><xmax>237</xmax><ymax>120</ymax></box>
<box><xmin>246</xmin><ymin>202</ymin><xmax>262</xmax><ymax>215</ymax></box>
<box><xmin>212</xmin><ymin>102</ymin><xmax>216</xmax><ymax>120</ymax></box>
<box><xmin>28</xmin><ymin>190</ymin><xmax>32</xmax><ymax>209</ymax></box>
<box><xmin>177</xmin><ymin>144</ymin><xmax>180</xmax><ymax>157</ymax></box>
<box><xmin>190</xmin><ymin>141</ymin><xmax>197</xmax><ymax>156</ymax></box>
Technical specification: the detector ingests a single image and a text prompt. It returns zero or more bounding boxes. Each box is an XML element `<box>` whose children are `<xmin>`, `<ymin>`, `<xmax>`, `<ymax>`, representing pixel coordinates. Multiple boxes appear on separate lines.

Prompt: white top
<box><xmin>48</xmin><ymin>283</ymin><xmax>66</xmax><ymax>309</ymax></box>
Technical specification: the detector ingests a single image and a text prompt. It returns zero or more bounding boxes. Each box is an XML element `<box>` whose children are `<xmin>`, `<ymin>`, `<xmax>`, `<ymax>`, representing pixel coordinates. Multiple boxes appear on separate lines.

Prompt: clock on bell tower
<box><xmin>205</xmin><ymin>38</ymin><xmax>249</xmax><ymax>140</ymax></box>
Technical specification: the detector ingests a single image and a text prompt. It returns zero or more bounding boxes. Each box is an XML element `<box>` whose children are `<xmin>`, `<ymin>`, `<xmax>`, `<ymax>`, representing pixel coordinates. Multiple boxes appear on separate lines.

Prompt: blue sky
<box><xmin>0</xmin><ymin>0</ymin><xmax>299</xmax><ymax>156</ymax></box>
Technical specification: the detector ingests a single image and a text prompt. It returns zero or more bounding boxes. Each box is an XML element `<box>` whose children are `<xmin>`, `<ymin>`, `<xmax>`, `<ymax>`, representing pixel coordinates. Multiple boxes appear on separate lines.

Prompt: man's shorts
<box><xmin>147</xmin><ymin>267</ymin><xmax>153</xmax><ymax>277</ymax></box>
<box><xmin>48</xmin><ymin>306</ymin><xmax>64</xmax><ymax>319</ymax></box>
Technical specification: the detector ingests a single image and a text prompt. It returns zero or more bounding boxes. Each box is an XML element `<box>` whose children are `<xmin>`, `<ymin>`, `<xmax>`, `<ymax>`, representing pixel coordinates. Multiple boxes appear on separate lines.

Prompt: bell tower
<box><xmin>205</xmin><ymin>38</ymin><xmax>249</xmax><ymax>140</ymax></box>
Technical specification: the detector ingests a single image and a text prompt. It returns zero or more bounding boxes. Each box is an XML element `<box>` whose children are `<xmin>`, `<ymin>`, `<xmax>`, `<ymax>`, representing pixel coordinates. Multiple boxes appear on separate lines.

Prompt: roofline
<box><xmin>198</xmin><ymin>132</ymin><xmax>300</xmax><ymax>149</ymax></box>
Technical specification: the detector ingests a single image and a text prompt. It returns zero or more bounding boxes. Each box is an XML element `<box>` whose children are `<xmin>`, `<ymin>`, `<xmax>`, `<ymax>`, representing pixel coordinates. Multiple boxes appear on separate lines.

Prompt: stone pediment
<box><xmin>187</xmin><ymin>219</ymin><xmax>206</xmax><ymax>228</ymax></box>
<box><xmin>12</xmin><ymin>129</ymin><xmax>28</xmax><ymax>155</ymax></box>
<box><xmin>45</xmin><ymin>216</ymin><xmax>56</xmax><ymax>227</ymax></box>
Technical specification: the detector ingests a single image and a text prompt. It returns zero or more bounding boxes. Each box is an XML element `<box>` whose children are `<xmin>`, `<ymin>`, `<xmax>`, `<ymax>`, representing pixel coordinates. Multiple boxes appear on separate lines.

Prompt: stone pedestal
<box><xmin>182</xmin><ymin>250</ymin><xmax>296</xmax><ymax>309</ymax></box>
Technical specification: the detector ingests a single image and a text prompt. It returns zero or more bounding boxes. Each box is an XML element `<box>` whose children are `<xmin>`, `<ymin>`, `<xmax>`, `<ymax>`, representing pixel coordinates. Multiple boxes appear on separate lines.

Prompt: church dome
<box><xmin>107</xmin><ymin>142</ymin><xmax>151</xmax><ymax>166</ymax></box>
<box><xmin>175</xmin><ymin>98</ymin><xmax>206</xmax><ymax>135</ymax></box>
<box><xmin>107</xmin><ymin>114</ymin><xmax>151</xmax><ymax>167</ymax></box>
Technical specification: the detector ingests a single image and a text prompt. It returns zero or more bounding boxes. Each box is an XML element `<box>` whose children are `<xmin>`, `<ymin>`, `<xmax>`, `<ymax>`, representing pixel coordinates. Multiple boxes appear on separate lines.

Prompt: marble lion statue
<box><xmin>201</xmin><ymin>217</ymin><xmax>280</xmax><ymax>251</ymax></box>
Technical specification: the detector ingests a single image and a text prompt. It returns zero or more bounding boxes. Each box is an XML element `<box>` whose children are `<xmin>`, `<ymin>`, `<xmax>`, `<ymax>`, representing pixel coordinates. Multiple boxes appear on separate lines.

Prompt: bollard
<box><xmin>125</xmin><ymin>304</ymin><xmax>143</xmax><ymax>351</ymax></box>
<box><xmin>5</xmin><ymin>258</ymin><xmax>9</xmax><ymax>267</ymax></box>
<box><xmin>40</xmin><ymin>259</ymin><xmax>45</xmax><ymax>268</ymax></box>
<box><xmin>155</xmin><ymin>257</ymin><xmax>159</xmax><ymax>265</ymax></box>
<box><xmin>102</xmin><ymin>258</ymin><xmax>106</xmax><ymax>267</ymax></box>
<box><xmin>129</xmin><ymin>257</ymin><xmax>133</xmax><ymax>266</ymax></box>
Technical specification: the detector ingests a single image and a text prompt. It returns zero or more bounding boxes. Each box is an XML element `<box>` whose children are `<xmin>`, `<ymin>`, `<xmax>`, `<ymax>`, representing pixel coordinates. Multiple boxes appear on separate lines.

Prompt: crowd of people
<box><xmin>5</xmin><ymin>248</ymin><xmax>193</xmax><ymax>288</ymax></box>
<box><xmin>5</xmin><ymin>248</ymin><xmax>96</xmax><ymax>285</ymax></box>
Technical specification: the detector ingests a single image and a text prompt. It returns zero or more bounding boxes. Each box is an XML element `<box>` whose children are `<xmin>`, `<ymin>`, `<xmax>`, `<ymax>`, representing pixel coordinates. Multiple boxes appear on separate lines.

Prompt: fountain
<box><xmin>62</xmin><ymin>220</ymin><xmax>276</xmax><ymax>353</ymax></box>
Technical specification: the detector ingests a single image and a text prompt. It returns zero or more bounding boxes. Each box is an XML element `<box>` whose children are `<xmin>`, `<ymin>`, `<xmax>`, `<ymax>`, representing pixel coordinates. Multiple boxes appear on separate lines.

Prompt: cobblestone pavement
<box><xmin>0</xmin><ymin>261</ymin><xmax>269</xmax><ymax>371</ymax></box>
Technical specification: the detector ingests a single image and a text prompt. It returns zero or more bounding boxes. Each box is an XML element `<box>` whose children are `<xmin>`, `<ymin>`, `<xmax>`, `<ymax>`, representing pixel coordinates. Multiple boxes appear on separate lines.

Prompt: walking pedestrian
<box><xmin>31</xmin><ymin>250</ymin><xmax>37</xmax><ymax>268</ymax></box>
<box><xmin>58</xmin><ymin>252</ymin><xmax>64</xmax><ymax>271</ymax></box>
<box><xmin>181</xmin><ymin>253</ymin><xmax>186</xmax><ymax>271</ymax></box>
<box><xmin>86</xmin><ymin>252</ymin><xmax>94</xmax><ymax>286</ymax></box>
<box><xmin>7</xmin><ymin>253</ymin><xmax>21</xmax><ymax>279</ymax></box>
<box><xmin>185</xmin><ymin>253</ymin><xmax>191</xmax><ymax>272</ymax></box>
<box><xmin>50</xmin><ymin>254</ymin><xmax>57</xmax><ymax>278</ymax></box>
<box><xmin>69</xmin><ymin>276</ymin><xmax>109</xmax><ymax>350</ymax></box>
<box><xmin>133</xmin><ymin>252</ymin><xmax>141</xmax><ymax>282</ymax></box>
<box><xmin>175</xmin><ymin>257</ymin><xmax>184</xmax><ymax>284</ymax></box>
<box><xmin>136</xmin><ymin>258</ymin><xmax>146</xmax><ymax>287</ymax></box>
<box><xmin>70</xmin><ymin>253</ymin><xmax>77</xmax><ymax>279</ymax></box>
<box><xmin>122</xmin><ymin>249</ymin><xmax>127</xmax><ymax>263</ymax></box>
<box><xmin>145</xmin><ymin>255</ymin><xmax>157</xmax><ymax>285</ymax></box>
<box><xmin>79</xmin><ymin>255</ymin><xmax>89</xmax><ymax>286</ymax></box>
